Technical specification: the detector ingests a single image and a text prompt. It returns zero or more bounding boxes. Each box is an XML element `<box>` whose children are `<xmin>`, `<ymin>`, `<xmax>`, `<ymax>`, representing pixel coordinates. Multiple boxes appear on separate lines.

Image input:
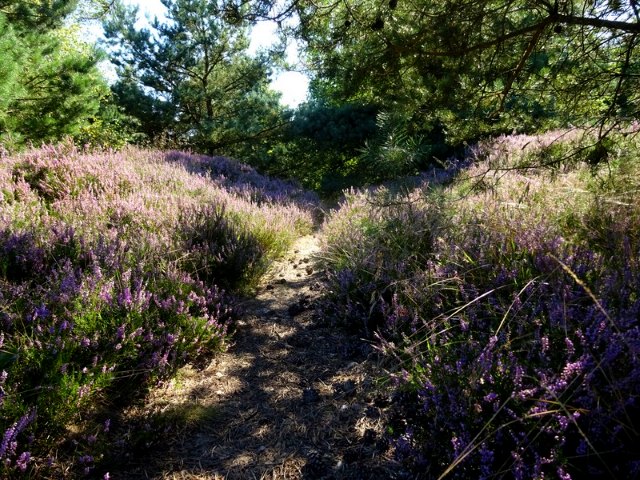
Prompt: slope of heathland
<box><xmin>2</xmin><ymin>128</ymin><xmax>640</xmax><ymax>479</ymax></box>
<box><xmin>0</xmin><ymin>144</ymin><xmax>317</xmax><ymax>477</ymax></box>
<box><xmin>319</xmin><ymin>129</ymin><xmax>640</xmax><ymax>479</ymax></box>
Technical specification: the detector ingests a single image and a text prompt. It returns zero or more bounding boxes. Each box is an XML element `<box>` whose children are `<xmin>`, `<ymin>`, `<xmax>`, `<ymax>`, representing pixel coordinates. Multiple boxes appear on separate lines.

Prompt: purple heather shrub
<box><xmin>321</xmin><ymin>131</ymin><xmax>640</xmax><ymax>478</ymax></box>
<box><xmin>15</xmin><ymin>451</ymin><xmax>30</xmax><ymax>472</ymax></box>
<box><xmin>178</xmin><ymin>203</ymin><xmax>268</xmax><ymax>291</ymax></box>
<box><xmin>162</xmin><ymin>150</ymin><xmax>319</xmax><ymax>209</ymax></box>
<box><xmin>1</xmin><ymin>143</ymin><xmax>315</xmax><ymax>475</ymax></box>
<box><xmin>0</xmin><ymin>408</ymin><xmax>37</xmax><ymax>469</ymax></box>
<box><xmin>321</xmin><ymin>186</ymin><xmax>441</xmax><ymax>333</ymax></box>
<box><xmin>465</xmin><ymin>128</ymin><xmax>586</xmax><ymax>170</ymax></box>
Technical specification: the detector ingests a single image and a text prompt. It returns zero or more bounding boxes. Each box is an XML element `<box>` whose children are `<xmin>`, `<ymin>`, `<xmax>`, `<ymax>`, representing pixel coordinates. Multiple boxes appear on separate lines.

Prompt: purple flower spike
<box><xmin>15</xmin><ymin>451</ymin><xmax>30</xmax><ymax>472</ymax></box>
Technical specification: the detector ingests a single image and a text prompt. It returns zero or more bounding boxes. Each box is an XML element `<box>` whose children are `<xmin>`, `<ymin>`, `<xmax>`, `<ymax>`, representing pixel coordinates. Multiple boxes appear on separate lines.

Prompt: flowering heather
<box><xmin>319</xmin><ymin>186</ymin><xmax>442</xmax><ymax>335</ymax></box>
<box><xmin>321</xmin><ymin>130</ymin><xmax>640</xmax><ymax>478</ymax></box>
<box><xmin>0</xmin><ymin>142</ymin><xmax>316</xmax><ymax>476</ymax></box>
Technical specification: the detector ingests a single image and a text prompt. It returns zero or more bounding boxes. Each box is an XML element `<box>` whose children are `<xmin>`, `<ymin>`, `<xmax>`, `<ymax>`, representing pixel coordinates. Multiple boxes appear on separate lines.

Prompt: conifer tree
<box><xmin>103</xmin><ymin>0</ymin><xmax>284</xmax><ymax>155</ymax></box>
<box><xmin>290</xmin><ymin>0</ymin><xmax>640</xmax><ymax>141</ymax></box>
<box><xmin>0</xmin><ymin>1</ymin><xmax>106</xmax><ymax>148</ymax></box>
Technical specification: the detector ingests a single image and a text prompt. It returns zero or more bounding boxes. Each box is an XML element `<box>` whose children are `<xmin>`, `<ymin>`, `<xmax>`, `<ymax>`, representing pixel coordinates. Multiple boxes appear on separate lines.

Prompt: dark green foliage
<box><xmin>290</xmin><ymin>0</ymin><xmax>640</xmax><ymax>146</ymax></box>
<box><xmin>261</xmin><ymin>102</ymin><xmax>379</xmax><ymax>192</ymax></box>
<box><xmin>102</xmin><ymin>0</ymin><xmax>285</xmax><ymax>156</ymax></box>
<box><xmin>74</xmin><ymin>94</ymin><xmax>145</xmax><ymax>149</ymax></box>
<box><xmin>289</xmin><ymin>103</ymin><xmax>378</xmax><ymax>147</ymax></box>
<box><xmin>9</xmin><ymin>40</ymin><xmax>104</xmax><ymax>143</ymax></box>
<box><xmin>263</xmin><ymin>103</ymin><xmax>454</xmax><ymax>192</ymax></box>
<box><xmin>0</xmin><ymin>0</ymin><xmax>79</xmax><ymax>30</ymax></box>
<box><xmin>0</xmin><ymin>16</ymin><xmax>23</xmax><ymax>133</ymax></box>
<box><xmin>109</xmin><ymin>69</ymin><xmax>174</xmax><ymax>145</ymax></box>
<box><xmin>359</xmin><ymin>111</ymin><xmax>452</xmax><ymax>181</ymax></box>
<box><xmin>0</xmin><ymin>2</ymin><xmax>106</xmax><ymax>149</ymax></box>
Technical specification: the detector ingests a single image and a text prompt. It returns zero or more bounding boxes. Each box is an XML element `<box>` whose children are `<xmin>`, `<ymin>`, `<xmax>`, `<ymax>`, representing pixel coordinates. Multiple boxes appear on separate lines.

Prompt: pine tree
<box><xmin>0</xmin><ymin>1</ymin><xmax>106</xmax><ymax>149</ymax></box>
<box><xmin>103</xmin><ymin>0</ymin><xmax>285</xmax><ymax>155</ymax></box>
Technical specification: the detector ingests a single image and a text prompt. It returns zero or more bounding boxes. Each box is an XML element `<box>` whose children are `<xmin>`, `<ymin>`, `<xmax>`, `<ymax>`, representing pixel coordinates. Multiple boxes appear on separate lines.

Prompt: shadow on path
<box><xmin>108</xmin><ymin>236</ymin><xmax>406</xmax><ymax>480</ymax></box>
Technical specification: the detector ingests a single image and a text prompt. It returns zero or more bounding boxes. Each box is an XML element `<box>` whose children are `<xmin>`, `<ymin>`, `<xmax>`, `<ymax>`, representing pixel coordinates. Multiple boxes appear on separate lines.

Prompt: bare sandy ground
<box><xmin>111</xmin><ymin>235</ymin><xmax>402</xmax><ymax>479</ymax></box>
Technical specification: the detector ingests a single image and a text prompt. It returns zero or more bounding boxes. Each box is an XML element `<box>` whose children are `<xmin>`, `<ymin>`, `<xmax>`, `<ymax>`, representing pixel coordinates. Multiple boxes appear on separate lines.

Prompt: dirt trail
<box><xmin>116</xmin><ymin>234</ymin><xmax>400</xmax><ymax>479</ymax></box>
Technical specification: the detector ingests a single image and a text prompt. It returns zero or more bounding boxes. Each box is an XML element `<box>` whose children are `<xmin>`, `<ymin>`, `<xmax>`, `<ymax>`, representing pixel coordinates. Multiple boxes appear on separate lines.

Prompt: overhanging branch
<box><xmin>415</xmin><ymin>13</ymin><xmax>638</xmax><ymax>58</ymax></box>
<box><xmin>557</xmin><ymin>14</ymin><xmax>640</xmax><ymax>33</ymax></box>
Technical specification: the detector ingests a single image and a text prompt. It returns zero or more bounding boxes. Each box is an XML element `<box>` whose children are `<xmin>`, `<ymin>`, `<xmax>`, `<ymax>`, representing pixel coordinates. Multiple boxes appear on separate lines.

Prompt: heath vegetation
<box><xmin>0</xmin><ymin>143</ymin><xmax>315</xmax><ymax>476</ymax></box>
<box><xmin>1</xmin><ymin>0</ymin><xmax>639</xmax><ymax>478</ymax></box>
<box><xmin>320</xmin><ymin>128</ymin><xmax>640</xmax><ymax>478</ymax></box>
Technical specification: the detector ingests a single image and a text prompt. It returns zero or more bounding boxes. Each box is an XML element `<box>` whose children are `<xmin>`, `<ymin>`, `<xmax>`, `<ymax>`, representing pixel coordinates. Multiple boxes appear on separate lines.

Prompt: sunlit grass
<box><xmin>320</xmin><ymin>129</ymin><xmax>640</xmax><ymax>478</ymax></box>
<box><xmin>0</xmin><ymin>142</ymin><xmax>317</xmax><ymax>477</ymax></box>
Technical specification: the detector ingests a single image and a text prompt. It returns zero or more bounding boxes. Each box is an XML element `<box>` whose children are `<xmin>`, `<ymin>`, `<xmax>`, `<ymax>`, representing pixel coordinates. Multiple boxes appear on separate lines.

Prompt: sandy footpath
<box><xmin>112</xmin><ymin>234</ymin><xmax>403</xmax><ymax>479</ymax></box>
